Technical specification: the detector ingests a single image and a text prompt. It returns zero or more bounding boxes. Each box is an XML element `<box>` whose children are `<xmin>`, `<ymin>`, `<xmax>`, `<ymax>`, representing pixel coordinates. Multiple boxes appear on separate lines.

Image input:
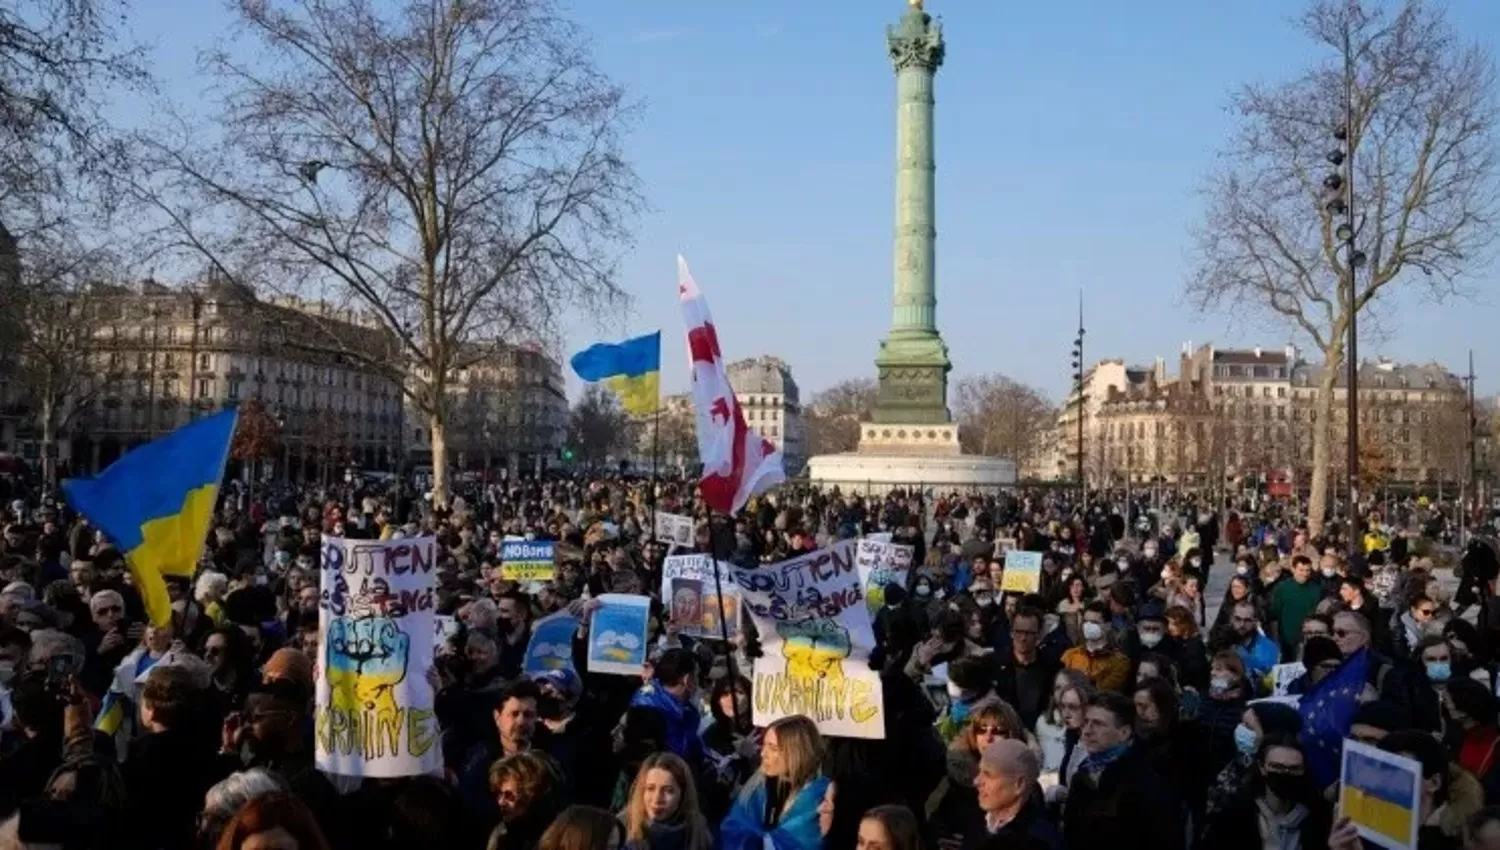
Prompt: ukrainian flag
<box><xmin>62</xmin><ymin>409</ymin><xmax>237</xmax><ymax>628</ymax></box>
<box><xmin>570</xmin><ymin>332</ymin><xmax>661</xmax><ymax>416</ymax></box>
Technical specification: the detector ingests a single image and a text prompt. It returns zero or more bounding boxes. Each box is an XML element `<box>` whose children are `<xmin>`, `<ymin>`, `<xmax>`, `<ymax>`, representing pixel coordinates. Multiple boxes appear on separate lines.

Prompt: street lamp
<box><xmin>1071</xmin><ymin>297</ymin><xmax>1086</xmax><ymax>508</ymax></box>
<box><xmin>1322</xmin><ymin>33</ymin><xmax>1365</xmax><ymax>557</ymax></box>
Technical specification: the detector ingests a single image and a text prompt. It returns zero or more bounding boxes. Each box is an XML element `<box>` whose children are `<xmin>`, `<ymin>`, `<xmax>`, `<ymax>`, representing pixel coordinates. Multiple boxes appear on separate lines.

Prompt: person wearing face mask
<box><xmin>1198</xmin><ymin>651</ymin><xmax>1252</xmax><ymax>779</ymax></box>
<box><xmin>1060</xmin><ymin>604</ymin><xmax>1130</xmax><ymax>694</ymax></box>
<box><xmin>530</xmin><ymin>667</ymin><xmax>614</xmax><ymax>809</ymax></box>
<box><xmin>1443</xmin><ymin>678</ymin><xmax>1500</xmax><ymax>803</ymax></box>
<box><xmin>1330</xmin><ymin>730</ymin><xmax>1479</xmax><ymax>850</ymax></box>
<box><xmin>1199</xmin><ymin>735</ymin><xmax>1331</xmax><ymax>850</ymax></box>
<box><xmin>1201</xmin><ymin>692</ymin><xmax>1303</xmax><ymax>829</ymax></box>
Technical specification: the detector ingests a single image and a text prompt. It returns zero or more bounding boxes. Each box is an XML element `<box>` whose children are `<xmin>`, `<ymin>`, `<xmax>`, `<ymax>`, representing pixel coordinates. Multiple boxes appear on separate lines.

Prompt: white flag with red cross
<box><xmin>677</xmin><ymin>255</ymin><xmax>785</xmax><ymax>514</ymax></box>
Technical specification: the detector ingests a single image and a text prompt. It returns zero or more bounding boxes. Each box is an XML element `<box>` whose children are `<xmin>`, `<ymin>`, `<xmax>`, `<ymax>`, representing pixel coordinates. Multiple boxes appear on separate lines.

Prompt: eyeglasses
<box><xmin>1416</xmin><ymin>607</ymin><xmax>1436</xmax><ymax>617</ymax></box>
<box><xmin>1262</xmin><ymin>763</ymin><xmax>1305</xmax><ymax>776</ymax></box>
<box><xmin>94</xmin><ymin>605</ymin><xmax>122</xmax><ymax>615</ymax></box>
<box><xmin>974</xmin><ymin>726</ymin><xmax>1011</xmax><ymax>737</ymax></box>
<box><xmin>1332</xmin><ymin>628</ymin><xmax>1358</xmax><ymax>638</ymax></box>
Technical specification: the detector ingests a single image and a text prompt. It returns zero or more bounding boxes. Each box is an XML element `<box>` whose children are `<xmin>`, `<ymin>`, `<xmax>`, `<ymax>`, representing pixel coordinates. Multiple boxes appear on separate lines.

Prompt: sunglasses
<box><xmin>974</xmin><ymin>725</ymin><xmax>1012</xmax><ymax>737</ymax></box>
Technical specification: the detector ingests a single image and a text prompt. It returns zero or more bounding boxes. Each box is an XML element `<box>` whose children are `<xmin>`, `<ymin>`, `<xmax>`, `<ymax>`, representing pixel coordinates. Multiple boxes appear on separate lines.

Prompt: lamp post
<box><xmin>1322</xmin><ymin>18</ymin><xmax>1366</xmax><ymax>558</ymax></box>
<box><xmin>1071</xmin><ymin>295</ymin><xmax>1087</xmax><ymax>509</ymax></box>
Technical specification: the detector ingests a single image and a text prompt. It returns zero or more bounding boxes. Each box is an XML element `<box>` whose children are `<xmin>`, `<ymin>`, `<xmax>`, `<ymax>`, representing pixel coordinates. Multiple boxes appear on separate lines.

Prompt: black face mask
<box><xmin>536</xmin><ymin>695</ymin><xmax>565</xmax><ymax>721</ymax></box>
<box><xmin>1261</xmin><ymin>772</ymin><xmax>1308</xmax><ymax>802</ymax></box>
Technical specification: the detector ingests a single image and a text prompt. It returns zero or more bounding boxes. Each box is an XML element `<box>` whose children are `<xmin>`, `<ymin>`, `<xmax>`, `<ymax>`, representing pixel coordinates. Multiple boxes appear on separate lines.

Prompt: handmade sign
<box><xmin>1001</xmin><ymin>550</ymin><xmax>1042</xmax><ymax>594</ymax></box>
<box><xmin>314</xmin><ymin>536</ymin><xmax>441</xmax><ymax>778</ymax></box>
<box><xmin>653</xmin><ymin>512</ymin><xmax>696</xmax><ymax>549</ymax></box>
<box><xmin>500</xmin><ymin>539</ymin><xmax>555</xmax><ymax>582</ymax></box>
<box><xmin>586</xmin><ymin>594</ymin><xmax>652</xmax><ymax>675</ymax></box>
<box><xmin>855</xmin><ymin>538</ymin><xmax>915</xmax><ymax>618</ymax></box>
<box><xmin>524</xmin><ymin>612</ymin><xmax>579</xmax><ymax>675</ymax></box>
<box><xmin>993</xmin><ymin>538</ymin><xmax>1016</xmax><ymax>558</ymax></box>
<box><xmin>1339</xmin><ymin>738</ymin><xmax>1421</xmax><ymax>850</ymax></box>
<box><xmin>433</xmin><ymin>615</ymin><xmax>460</xmax><ymax>650</ymax></box>
<box><xmin>661</xmin><ymin>554</ymin><xmax>740</xmax><ymax>639</ymax></box>
<box><xmin>1270</xmin><ymin>662</ymin><xmax>1306</xmax><ymax>697</ymax></box>
<box><xmin>732</xmin><ymin>540</ymin><xmax>885</xmax><ymax>739</ymax></box>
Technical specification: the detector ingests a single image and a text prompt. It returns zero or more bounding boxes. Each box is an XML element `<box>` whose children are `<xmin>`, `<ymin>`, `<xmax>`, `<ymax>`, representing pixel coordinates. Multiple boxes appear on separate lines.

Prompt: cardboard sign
<box><xmin>586</xmin><ymin>594</ymin><xmax>651</xmax><ymax>676</ymax></box>
<box><xmin>732</xmin><ymin>540</ymin><xmax>885</xmax><ymax>740</ymax></box>
<box><xmin>653</xmin><ymin>512</ymin><xmax>695</xmax><ymax>549</ymax></box>
<box><xmin>314</xmin><ymin>536</ymin><xmax>441</xmax><ymax>778</ymax></box>
<box><xmin>1001</xmin><ymin>550</ymin><xmax>1042</xmax><ymax>594</ymax></box>
<box><xmin>855</xmin><ymin>538</ymin><xmax>915</xmax><ymax>618</ymax></box>
<box><xmin>500</xmin><ymin>539</ymin><xmax>556</xmax><ymax>582</ymax></box>
<box><xmin>661</xmin><ymin>554</ymin><xmax>740</xmax><ymax>640</ymax></box>
<box><xmin>1339</xmin><ymin>738</ymin><xmax>1421</xmax><ymax>850</ymax></box>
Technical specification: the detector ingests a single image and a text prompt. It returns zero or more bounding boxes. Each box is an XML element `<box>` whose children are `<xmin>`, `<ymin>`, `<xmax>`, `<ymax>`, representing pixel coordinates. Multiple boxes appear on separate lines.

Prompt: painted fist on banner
<box><xmin>326</xmin><ymin>617</ymin><xmax>410</xmax><ymax>714</ymax></box>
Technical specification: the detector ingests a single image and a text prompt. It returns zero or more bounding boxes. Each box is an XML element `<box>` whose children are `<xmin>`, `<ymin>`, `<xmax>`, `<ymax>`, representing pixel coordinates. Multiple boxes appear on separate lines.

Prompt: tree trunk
<box><xmin>40</xmin><ymin>391</ymin><xmax>56</xmax><ymax>489</ymax></box>
<box><xmin>429</xmin><ymin>409</ymin><xmax>450</xmax><ymax>509</ymax></box>
<box><xmin>1306</xmin><ymin>353</ymin><xmax>1342</xmax><ymax>537</ymax></box>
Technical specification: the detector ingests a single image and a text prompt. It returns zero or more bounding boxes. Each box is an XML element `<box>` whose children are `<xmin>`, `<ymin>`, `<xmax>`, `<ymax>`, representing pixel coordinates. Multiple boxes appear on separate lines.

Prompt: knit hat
<box><xmin>531</xmin><ymin>668</ymin><xmax>583</xmax><ymax>707</ymax></box>
<box><xmin>1248</xmin><ymin>701</ymin><xmax>1303</xmax><ymax>738</ymax></box>
<box><xmin>1301</xmin><ymin>636</ymin><xmax>1343</xmax><ymax>669</ymax></box>
<box><xmin>261</xmin><ymin>648</ymin><xmax>315</xmax><ymax>691</ymax></box>
<box><xmin>1351</xmin><ymin>700</ymin><xmax>1406</xmax><ymax>734</ymax></box>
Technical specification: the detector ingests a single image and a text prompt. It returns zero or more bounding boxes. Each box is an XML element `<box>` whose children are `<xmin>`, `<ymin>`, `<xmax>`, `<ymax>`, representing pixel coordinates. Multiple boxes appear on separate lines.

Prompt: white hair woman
<box><xmin>195</xmin><ymin>571</ymin><xmax>229</xmax><ymax>626</ymax></box>
<box><xmin>198</xmin><ymin>768</ymin><xmax>289</xmax><ymax>847</ymax></box>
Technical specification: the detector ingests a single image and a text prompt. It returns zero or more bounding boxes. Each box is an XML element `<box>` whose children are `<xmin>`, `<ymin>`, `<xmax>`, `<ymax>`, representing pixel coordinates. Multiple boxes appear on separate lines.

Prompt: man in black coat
<box><xmin>994</xmin><ymin>606</ymin><xmax>1059</xmax><ymax>730</ymax></box>
<box><xmin>1061</xmin><ymin>692</ymin><xmax>1185</xmax><ymax>850</ymax></box>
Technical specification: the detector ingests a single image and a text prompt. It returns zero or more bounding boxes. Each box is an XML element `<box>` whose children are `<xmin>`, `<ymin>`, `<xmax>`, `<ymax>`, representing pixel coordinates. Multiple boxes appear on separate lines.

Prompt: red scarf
<box><xmin>1459</xmin><ymin>726</ymin><xmax>1500</xmax><ymax>778</ymax></box>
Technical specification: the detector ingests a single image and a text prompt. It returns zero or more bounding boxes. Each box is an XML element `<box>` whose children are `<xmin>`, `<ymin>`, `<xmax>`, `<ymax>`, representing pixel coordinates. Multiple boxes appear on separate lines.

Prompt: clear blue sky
<box><xmin>121</xmin><ymin>0</ymin><xmax>1500</xmax><ymax>402</ymax></box>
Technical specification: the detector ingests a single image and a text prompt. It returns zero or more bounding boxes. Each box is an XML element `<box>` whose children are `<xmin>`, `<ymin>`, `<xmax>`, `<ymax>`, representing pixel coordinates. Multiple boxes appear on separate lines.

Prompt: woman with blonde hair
<box><xmin>539</xmin><ymin>805</ymin><xmax>625</xmax><ymax>850</ymax></box>
<box><xmin>622</xmin><ymin>752</ymin><xmax>712</xmax><ymax>850</ymax></box>
<box><xmin>720</xmin><ymin>715</ymin><xmax>831</xmax><ymax>850</ymax></box>
<box><xmin>927</xmin><ymin>697</ymin><xmax>1045</xmax><ymax>837</ymax></box>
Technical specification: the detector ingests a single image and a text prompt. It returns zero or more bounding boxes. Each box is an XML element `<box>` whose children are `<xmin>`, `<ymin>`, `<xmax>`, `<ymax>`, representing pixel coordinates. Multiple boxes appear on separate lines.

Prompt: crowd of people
<box><xmin>0</xmin><ymin>472</ymin><xmax>1497</xmax><ymax>850</ymax></box>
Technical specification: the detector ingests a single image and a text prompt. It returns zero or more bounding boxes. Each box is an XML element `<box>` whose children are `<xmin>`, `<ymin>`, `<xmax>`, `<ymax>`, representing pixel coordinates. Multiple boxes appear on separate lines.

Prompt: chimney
<box><xmin>1181</xmin><ymin>341</ymin><xmax>1189</xmax><ymax>355</ymax></box>
<box><xmin>1253</xmin><ymin>346</ymin><xmax>1262</xmax><ymax>358</ymax></box>
<box><xmin>1154</xmin><ymin>356</ymin><xmax>1166</xmax><ymax>384</ymax></box>
<box><xmin>1285</xmin><ymin>342</ymin><xmax>1297</xmax><ymax>363</ymax></box>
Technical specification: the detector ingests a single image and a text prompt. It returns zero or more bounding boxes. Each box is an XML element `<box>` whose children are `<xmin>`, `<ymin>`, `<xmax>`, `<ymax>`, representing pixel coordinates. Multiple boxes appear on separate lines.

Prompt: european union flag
<box><xmin>570</xmin><ymin>332</ymin><xmax>661</xmax><ymax>416</ymax></box>
<box><xmin>1300</xmin><ymin>647</ymin><xmax>1371</xmax><ymax>790</ymax></box>
<box><xmin>62</xmin><ymin>409</ymin><xmax>237</xmax><ymax>627</ymax></box>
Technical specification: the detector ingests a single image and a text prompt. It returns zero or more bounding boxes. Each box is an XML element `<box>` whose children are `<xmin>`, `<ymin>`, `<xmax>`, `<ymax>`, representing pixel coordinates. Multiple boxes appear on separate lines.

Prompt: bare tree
<box><xmin>567</xmin><ymin>384</ymin><xmax>626</xmax><ymax>469</ymax></box>
<box><xmin>802</xmin><ymin>378</ymin><xmax>876</xmax><ymax>456</ymax></box>
<box><xmin>6</xmin><ymin>241</ymin><xmax>111</xmax><ymax>486</ymax></box>
<box><xmin>1186</xmin><ymin>0</ymin><xmax>1498</xmax><ymax>535</ymax></box>
<box><xmin>953</xmin><ymin>373</ymin><xmax>1055</xmax><ymax>462</ymax></box>
<box><xmin>127</xmin><ymin>0</ymin><xmax>640</xmax><ymax>506</ymax></box>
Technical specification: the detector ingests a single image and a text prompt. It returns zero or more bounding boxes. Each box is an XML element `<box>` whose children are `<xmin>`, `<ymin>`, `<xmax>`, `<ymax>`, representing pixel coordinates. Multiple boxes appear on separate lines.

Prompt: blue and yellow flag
<box><xmin>62</xmin><ymin>409</ymin><xmax>237</xmax><ymax>628</ymax></box>
<box><xmin>570</xmin><ymin>332</ymin><xmax>661</xmax><ymax>416</ymax></box>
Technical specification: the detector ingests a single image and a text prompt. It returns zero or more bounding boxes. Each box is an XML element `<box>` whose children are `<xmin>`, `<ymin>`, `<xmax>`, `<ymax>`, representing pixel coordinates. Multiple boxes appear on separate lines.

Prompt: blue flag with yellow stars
<box><xmin>1299</xmin><ymin>646</ymin><xmax>1370</xmax><ymax>790</ymax></box>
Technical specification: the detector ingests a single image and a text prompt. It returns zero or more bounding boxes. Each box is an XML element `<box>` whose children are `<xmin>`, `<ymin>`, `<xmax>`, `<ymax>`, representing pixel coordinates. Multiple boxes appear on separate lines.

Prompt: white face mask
<box><xmin>1143</xmin><ymin>548</ymin><xmax>1158</xmax><ymax>559</ymax></box>
<box><xmin>1139</xmin><ymin>631</ymin><xmax>1163</xmax><ymax>648</ymax></box>
<box><xmin>946</xmin><ymin>681</ymin><xmax>965</xmax><ymax>700</ymax></box>
<box><xmin>1082</xmin><ymin>622</ymin><xmax>1105</xmax><ymax>642</ymax></box>
<box><xmin>974</xmin><ymin>594</ymin><xmax>994</xmax><ymax>607</ymax></box>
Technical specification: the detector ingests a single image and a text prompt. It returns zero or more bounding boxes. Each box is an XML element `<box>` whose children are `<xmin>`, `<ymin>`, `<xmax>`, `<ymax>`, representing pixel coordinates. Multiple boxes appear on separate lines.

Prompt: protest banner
<box><xmin>587</xmin><ymin>594</ymin><xmax>651</xmax><ymax>675</ymax></box>
<box><xmin>314</xmin><ymin>535</ymin><xmax>441</xmax><ymax>778</ymax></box>
<box><xmin>1001</xmin><ymin>550</ymin><xmax>1042</xmax><ymax>594</ymax></box>
<box><xmin>1270</xmin><ymin>662</ymin><xmax>1306</xmax><ymax>697</ymax></box>
<box><xmin>524</xmin><ymin>613</ymin><xmax>579</xmax><ymax>675</ymax></box>
<box><xmin>732</xmin><ymin>540</ymin><xmax>885</xmax><ymax>740</ymax></box>
<box><xmin>653</xmin><ymin>512</ymin><xmax>696</xmax><ymax>549</ymax></box>
<box><xmin>500</xmin><ymin>539</ymin><xmax>556</xmax><ymax>582</ymax></box>
<box><xmin>661</xmin><ymin>554</ymin><xmax>740</xmax><ymax>639</ymax></box>
<box><xmin>855</xmin><ymin>538</ymin><xmax>915</xmax><ymax>618</ymax></box>
<box><xmin>1339</xmin><ymin>738</ymin><xmax>1421</xmax><ymax>850</ymax></box>
<box><xmin>433</xmin><ymin>615</ymin><xmax>460</xmax><ymax>650</ymax></box>
<box><xmin>866</xmin><ymin>532</ymin><xmax>893</xmax><ymax>544</ymax></box>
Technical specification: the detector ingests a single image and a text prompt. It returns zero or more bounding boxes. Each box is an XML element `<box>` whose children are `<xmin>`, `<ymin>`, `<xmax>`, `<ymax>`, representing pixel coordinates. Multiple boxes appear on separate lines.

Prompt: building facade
<box><xmin>726</xmin><ymin>356</ymin><xmax>805</xmax><ymax>473</ymax></box>
<box><xmin>1078</xmin><ymin>341</ymin><xmax>1469</xmax><ymax>491</ymax></box>
<box><xmin>406</xmin><ymin>342</ymin><xmax>568</xmax><ymax>479</ymax></box>
<box><xmin>0</xmin><ymin>277</ymin><xmax>407</xmax><ymax>480</ymax></box>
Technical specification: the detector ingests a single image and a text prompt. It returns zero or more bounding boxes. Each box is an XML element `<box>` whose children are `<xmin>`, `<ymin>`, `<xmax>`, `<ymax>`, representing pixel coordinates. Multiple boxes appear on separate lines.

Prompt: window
<box><xmin>200</xmin><ymin>353</ymin><xmax>211</xmax><ymax>371</ymax></box>
<box><xmin>197</xmin><ymin>379</ymin><xmax>211</xmax><ymax>399</ymax></box>
<box><xmin>227</xmin><ymin>378</ymin><xmax>242</xmax><ymax>401</ymax></box>
<box><xmin>1277</xmin><ymin>387</ymin><xmax>1286</xmax><ymax>398</ymax></box>
<box><xmin>770</xmin><ymin>425</ymin><xmax>778</xmax><ymax>437</ymax></box>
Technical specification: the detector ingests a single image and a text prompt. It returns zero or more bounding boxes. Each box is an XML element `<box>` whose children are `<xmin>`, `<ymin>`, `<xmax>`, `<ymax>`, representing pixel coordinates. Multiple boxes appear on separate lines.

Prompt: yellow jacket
<box><xmin>1060</xmin><ymin>645</ymin><xmax>1131</xmax><ymax>694</ymax></box>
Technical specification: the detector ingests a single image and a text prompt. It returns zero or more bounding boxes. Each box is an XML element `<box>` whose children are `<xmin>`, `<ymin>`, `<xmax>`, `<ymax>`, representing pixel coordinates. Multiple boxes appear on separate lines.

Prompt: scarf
<box><xmin>1078</xmin><ymin>740</ymin><xmax>1131</xmax><ymax>782</ymax></box>
<box><xmin>1254</xmin><ymin>797</ymin><xmax>1310</xmax><ymax>850</ymax></box>
<box><xmin>720</xmin><ymin>773</ymin><xmax>830</xmax><ymax>850</ymax></box>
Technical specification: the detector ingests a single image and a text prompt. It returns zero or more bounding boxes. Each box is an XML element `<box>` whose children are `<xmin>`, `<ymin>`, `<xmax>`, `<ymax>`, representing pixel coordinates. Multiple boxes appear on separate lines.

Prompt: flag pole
<box><xmin>650</xmin><ymin>396</ymin><xmax>661</xmax><ymax>538</ymax></box>
<box><xmin>708</xmin><ymin>514</ymin><xmax>746</xmax><ymax>732</ymax></box>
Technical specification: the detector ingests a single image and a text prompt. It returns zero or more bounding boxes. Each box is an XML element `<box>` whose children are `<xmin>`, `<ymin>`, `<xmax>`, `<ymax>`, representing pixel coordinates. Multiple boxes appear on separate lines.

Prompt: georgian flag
<box><xmin>677</xmin><ymin>255</ymin><xmax>785</xmax><ymax>514</ymax></box>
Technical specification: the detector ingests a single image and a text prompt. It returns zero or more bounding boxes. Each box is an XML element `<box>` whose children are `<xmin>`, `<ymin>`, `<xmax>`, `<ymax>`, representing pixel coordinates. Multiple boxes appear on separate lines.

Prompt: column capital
<box><xmin>888</xmin><ymin>7</ymin><xmax>943</xmax><ymax>73</ymax></box>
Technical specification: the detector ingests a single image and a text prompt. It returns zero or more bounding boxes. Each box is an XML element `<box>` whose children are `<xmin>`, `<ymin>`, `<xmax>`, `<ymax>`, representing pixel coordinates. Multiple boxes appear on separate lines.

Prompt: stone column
<box><xmin>873</xmin><ymin>0</ymin><xmax>952</xmax><ymax>426</ymax></box>
<box><xmin>889</xmin><ymin>1</ymin><xmax>942</xmax><ymax>338</ymax></box>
